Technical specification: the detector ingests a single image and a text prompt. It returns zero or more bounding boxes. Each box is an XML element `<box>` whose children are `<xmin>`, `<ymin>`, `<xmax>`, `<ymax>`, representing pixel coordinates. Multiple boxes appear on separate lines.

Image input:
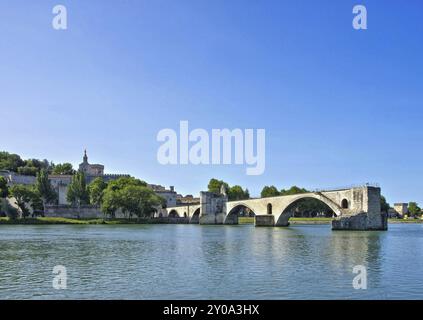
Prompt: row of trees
<box><xmin>66</xmin><ymin>172</ymin><xmax>165</xmax><ymax>218</ymax></box>
<box><xmin>408</xmin><ymin>202</ymin><xmax>422</xmax><ymax>217</ymax></box>
<box><xmin>260</xmin><ymin>185</ymin><xmax>310</xmax><ymax>198</ymax></box>
<box><xmin>1</xmin><ymin>170</ymin><xmax>165</xmax><ymax>219</ymax></box>
<box><xmin>0</xmin><ymin>151</ymin><xmax>75</xmax><ymax>176</ymax></box>
<box><xmin>0</xmin><ymin>169</ymin><xmax>57</xmax><ymax>218</ymax></box>
<box><xmin>207</xmin><ymin>179</ymin><xmax>250</xmax><ymax>201</ymax></box>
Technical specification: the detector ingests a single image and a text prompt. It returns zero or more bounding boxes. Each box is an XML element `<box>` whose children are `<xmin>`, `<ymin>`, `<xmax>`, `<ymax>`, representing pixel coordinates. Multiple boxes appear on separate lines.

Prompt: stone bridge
<box><xmin>165</xmin><ymin>185</ymin><xmax>387</xmax><ymax>230</ymax></box>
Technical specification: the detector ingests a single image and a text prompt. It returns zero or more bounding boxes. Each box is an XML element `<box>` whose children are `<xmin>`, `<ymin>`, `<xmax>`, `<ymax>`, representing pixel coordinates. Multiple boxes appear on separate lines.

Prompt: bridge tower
<box><xmin>331</xmin><ymin>186</ymin><xmax>387</xmax><ymax>230</ymax></box>
<box><xmin>198</xmin><ymin>191</ymin><xmax>228</xmax><ymax>225</ymax></box>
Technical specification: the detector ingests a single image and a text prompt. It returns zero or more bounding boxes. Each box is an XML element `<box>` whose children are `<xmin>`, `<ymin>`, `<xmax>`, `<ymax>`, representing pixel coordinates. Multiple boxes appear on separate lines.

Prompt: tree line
<box><xmin>67</xmin><ymin>172</ymin><xmax>165</xmax><ymax>219</ymax></box>
<box><xmin>0</xmin><ymin>169</ymin><xmax>57</xmax><ymax>218</ymax></box>
<box><xmin>0</xmin><ymin>170</ymin><xmax>164</xmax><ymax>219</ymax></box>
<box><xmin>0</xmin><ymin>151</ymin><xmax>75</xmax><ymax>176</ymax></box>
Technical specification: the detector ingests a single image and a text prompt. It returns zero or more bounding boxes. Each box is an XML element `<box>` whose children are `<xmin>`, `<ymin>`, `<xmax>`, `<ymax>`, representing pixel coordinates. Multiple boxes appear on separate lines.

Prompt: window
<box><xmin>267</xmin><ymin>203</ymin><xmax>272</xmax><ymax>215</ymax></box>
<box><xmin>341</xmin><ymin>199</ymin><xmax>349</xmax><ymax>209</ymax></box>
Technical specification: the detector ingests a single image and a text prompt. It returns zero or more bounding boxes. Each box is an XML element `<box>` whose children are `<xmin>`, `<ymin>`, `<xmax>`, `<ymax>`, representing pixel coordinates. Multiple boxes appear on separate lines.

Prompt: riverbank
<box><xmin>0</xmin><ymin>217</ymin><xmax>189</xmax><ymax>225</ymax></box>
<box><xmin>1</xmin><ymin>217</ymin><xmax>422</xmax><ymax>225</ymax></box>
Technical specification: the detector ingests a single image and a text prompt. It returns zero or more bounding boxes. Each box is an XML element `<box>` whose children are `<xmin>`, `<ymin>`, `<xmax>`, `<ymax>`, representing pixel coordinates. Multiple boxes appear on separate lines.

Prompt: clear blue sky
<box><xmin>0</xmin><ymin>0</ymin><xmax>422</xmax><ymax>204</ymax></box>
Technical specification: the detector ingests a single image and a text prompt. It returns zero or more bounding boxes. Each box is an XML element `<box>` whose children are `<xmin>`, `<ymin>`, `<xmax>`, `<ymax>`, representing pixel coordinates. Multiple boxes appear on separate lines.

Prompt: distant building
<box><xmin>177</xmin><ymin>194</ymin><xmax>200</xmax><ymax>205</ymax></box>
<box><xmin>390</xmin><ymin>203</ymin><xmax>408</xmax><ymax>218</ymax></box>
<box><xmin>149</xmin><ymin>184</ymin><xmax>177</xmax><ymax>207</ymax></box>
<box><xmin>79</xmin><ymin>150</ymin><xmax>104</xmax><ymax>176</ymax></box>
<box><xmin>48</xmin><ymin>175</ymin><xmax>73</xmax><ymax>205</ymax></box>
<box><xmin>46</xmin><ymin>151</ymin><xmax>132</xmax><ymax>205</ymax></box>
<box><xmin>78</xmin><ymin>150</ymin><xmax>130</xmax><ymax>184</ymax></box>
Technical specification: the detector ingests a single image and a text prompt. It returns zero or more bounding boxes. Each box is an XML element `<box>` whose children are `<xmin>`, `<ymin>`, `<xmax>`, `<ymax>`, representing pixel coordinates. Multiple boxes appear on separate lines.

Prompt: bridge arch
<box><xmin>275</xmin><ymin>194</ymin><xmax>342</xmax><ymax>226</ymax></box>
<box><xmin>225</xmin><ymin>203</ymin><xmax>256</xmax><ymax>224</ymax></box>
<box><xmin>190</xmin><ymin>208</ymin><xmax>201</xmax><ymax>224</ymax></box>
<box><xmin>227</xmin><ymin>203</ymin><xmax>256</xmax><ymax>216</ymax></box>
<box><xmin>168</xmin><ymin>209</ymin><xmax>179</xmax><ymax>218</ymax></box>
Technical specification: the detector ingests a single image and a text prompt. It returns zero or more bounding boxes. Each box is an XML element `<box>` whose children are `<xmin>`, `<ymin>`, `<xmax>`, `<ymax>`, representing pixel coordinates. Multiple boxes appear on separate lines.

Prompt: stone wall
<box><xmin>44</xmin><ymin>205</ymin><xmax>104</xmax><ymax>219</ymax></box>
<box><xmin>0</xmin><ymin>171</ymin><xmax>36</xmax><ymax>185</ymax></box>
<box><xmin>255</xmin><ymin>215</ymin><xmax>275</xmax><ymax>227</ymax></box>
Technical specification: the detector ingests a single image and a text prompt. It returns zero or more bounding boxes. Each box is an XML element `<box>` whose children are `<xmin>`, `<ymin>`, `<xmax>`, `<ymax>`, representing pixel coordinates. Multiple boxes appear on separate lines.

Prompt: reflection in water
<box><xmin>0</xmin><ymin>224</ymin><xmax>422</xmax><ymax>299</ymax></box>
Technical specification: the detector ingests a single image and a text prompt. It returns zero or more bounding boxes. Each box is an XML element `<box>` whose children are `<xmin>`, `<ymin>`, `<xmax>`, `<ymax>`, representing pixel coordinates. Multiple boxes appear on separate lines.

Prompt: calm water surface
<box><xmin>0</xmin><ymin>223</ymin><xmax>422</xmax><ymax>299</ymax></box>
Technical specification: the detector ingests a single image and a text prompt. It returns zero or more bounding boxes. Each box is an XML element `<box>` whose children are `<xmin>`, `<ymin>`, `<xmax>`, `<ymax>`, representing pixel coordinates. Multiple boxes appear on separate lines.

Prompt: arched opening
<box><xmin>190</xmin><ymin>208</ymin><xmax>201</xmax><ymax>224</ymax></box>
<box><xmin>168</xmin><ymin>210</ymin><xmax>179</xmax><ymax>218</ymax></box>
<box><xmin>341</xmin><ymin>199</ymin><xmax>349</xmax><ymax>209</ymax></box>
<box><xmin>276</xmin><ymin>197</ymin><xmax>336</xmax><ymax>226</ymax></box>
<box><xmin>184</xmin><ymin>212</ymin><xmax>187</xmax><ymax>218</ymax></box>
<box><xmin>226</xmin><ymin>204</ymin><xmax>256</xmax><ymax>224</ymax></box>
<box><xmin>267</xmin><ymin>203</ymin><xmax>272</xmax><ymax>215</ymax></box>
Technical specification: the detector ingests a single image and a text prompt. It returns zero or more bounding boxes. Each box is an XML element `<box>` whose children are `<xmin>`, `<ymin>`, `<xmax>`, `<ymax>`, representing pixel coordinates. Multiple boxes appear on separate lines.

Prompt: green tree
<box><xmin>0</xmin><ymin>152</ymin><xmax>54</xmax><ymax>175</ymax></box>
<box><xmin>380</xmin><ymin>195</ymin><xmax>390</xmax><ymax>213</ymax></box>
<box><xmin>29</xmin><ymin>189</ymin><xmax>44</xmax><ymax>215</ymax></box>
<box><xmin>260</xmin><ymin>186</ymin><xmax>280</xmax><ymax>198</ymax></box>
<box><xmin>34</xmin><ymin>169</ymin><xmax>57</xmax><ymax>213</ymax></box>
<box><xmin>88</xmin><ymin>177</ymin><xmax>107</xmax><ymax>206</ymax></box>
<box><xmin>17</xmin><ymin>166</ymin><xmax>39</xmax><ymax>176</ymax></box>
<box><xmin>9</xmin><ymin>185</ymin><xmax>34</xmax><ymax>218</ymax></box>
<box><xmin>17</xmin><ymin>159</ymin><xmax>52</xmax><ymax>176</ymax></box>
<box><xmin>207</xmin><ymin>178</ymin><xmax>229</xmax><ymax>194</ymax></box>
<box><xmin>67</xmin><ymin>171</ymin><xmax>89</xmax><ymax>212</ymax></box>
<box><xmin>408</xmin><ymin>202</ymin><xmax>421</xmax><ymax>217</ymax></box>
<box><xmin>0</xmin><ymin>151</ymin><xmax>24</xmax><ymax>172</ymax></box>
<box><xmin>244</xmin><ymin>188</ymin><xmax>250</xmax><ymax>199</ymax></box>
<box><xmin>100</xmin><ymin>177</ymin><xmax>161</xmax><ymax>218</ymax></box>
<box><xmin>280</xmin><ymin>186</ymin><xmax>308</xmax><ymax>195</ymax></box>
<box><xmin>25</xmin><ymin>159</ymin><xmax>52</xmax><ymax>172</ymax></box>
<box><xmin>107</xmin><ymin>177</ymin><xmax>147</xmax><ymax>191</ymax></box>
<box><xmin>101</xmin><ymin>187</ymin><xmax>122</xmax><ymax>218</ymax></box>
<box><xmin>207</xmin><ymin>178</ymin><xmax>249</xmax><ymax>200</ymax></box>
<box><xmin>228</xmin><ymin>185</ymin><xmax>249</xmax><ymax>201</ymax></box>
<box><xmin>0</xmin><ymin>176</ymin><xmax>9</xmax><ymax>216</ymax></box>
<box><xmin>52</xmin><ymin>163</ymin><xmax>75</xmax><ymax>175</ymax></box>
<box><xmin>120</xmin><ymin>185</ymin><xmax>162</xmax><ymax>218</ymax></box>
<box><xmin>0</xmin><ymin>176</ymin><xmax>8</xmax><ymax>198</ymax></box>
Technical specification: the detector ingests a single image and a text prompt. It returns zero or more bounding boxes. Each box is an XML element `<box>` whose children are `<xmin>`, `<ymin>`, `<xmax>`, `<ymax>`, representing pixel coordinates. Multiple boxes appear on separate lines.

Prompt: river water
<box><xmin>0</xmin><ymin>223</ymin><xmax>422</xmax><ymax>300</ymax></box>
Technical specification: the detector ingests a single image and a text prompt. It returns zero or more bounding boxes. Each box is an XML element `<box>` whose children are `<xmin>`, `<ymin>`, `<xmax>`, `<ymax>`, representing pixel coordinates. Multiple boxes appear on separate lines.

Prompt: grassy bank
<box><xmin>239</xmin><ymin>217</ymin><xmax>333</xmax><ymax>224</ymax></box>
<box><xmin>238</xmin><ymin>217</ymin><xmax>255</xmax><ymax>224</ymax></box>
<box><xmin>240</xmin><ymin>217</ymin><xmax>423</xmax><ymax>225</ymax></box>
<box><xmin>290</xmin><ymin>217</ymin><xmax>332</xmax><ymax>224</ymax></box>
<box><xmin>388</xmin><ymin>218</ymin><xmax>423</xmax><ymax>224</ymax></box>
<box><xmin>0</xmin><ymin>217</ymin><xmax>161</xmax><ymax>225</ymax></box>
